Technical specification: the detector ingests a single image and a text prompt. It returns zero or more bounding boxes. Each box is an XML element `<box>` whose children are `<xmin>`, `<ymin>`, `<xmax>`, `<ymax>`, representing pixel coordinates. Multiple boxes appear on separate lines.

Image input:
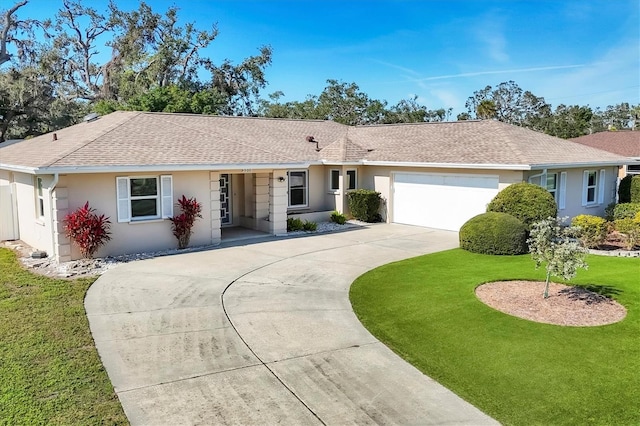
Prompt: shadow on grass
<box><xmin>559</xmin><ymin>284</ymin><xmax>623</xmax><ymax>305</ymax></box>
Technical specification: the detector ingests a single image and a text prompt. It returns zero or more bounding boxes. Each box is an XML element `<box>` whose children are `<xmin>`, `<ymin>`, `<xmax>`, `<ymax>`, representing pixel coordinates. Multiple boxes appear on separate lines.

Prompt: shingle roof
<box><xmin>0</xmin><ymin>111</ymin><xmax>629</xmax><ymax>172</ymax></box>
<box><xmin>570</xmin><ymin>131</ymin><xmax>640</xmax><ymax>158</ymax></box>
<box><xmin>346</xmin><ymin>120</ymin><xmax>627</xmax><ymax>166</ymax></box>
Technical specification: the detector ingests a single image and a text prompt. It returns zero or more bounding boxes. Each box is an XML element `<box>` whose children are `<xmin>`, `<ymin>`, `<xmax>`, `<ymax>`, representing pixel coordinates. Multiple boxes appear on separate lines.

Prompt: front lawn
<box><xmin>0</xmin><ymin>248</ymin><xmax>128</xmax><ymax>424</ymax></box>
<box><xmin>350</xmin><ymin>249</ymin><xmax>639</xmax><ymax>425</ymax></box>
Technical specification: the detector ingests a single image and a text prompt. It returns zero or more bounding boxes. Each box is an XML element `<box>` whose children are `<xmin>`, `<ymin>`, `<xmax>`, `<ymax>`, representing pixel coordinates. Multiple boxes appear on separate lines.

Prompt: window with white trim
<box><xmin>287</xmin><ymin>170</ymin><xmax>308</xmax><ymax>207</ymax></box>
<box><xmin>545</xmin><ymin>173</ymin><xmax>557</xmax><ymax>200</ymax></box>
<box><xmin>35</xmin><ymin>177</ymin><xmax>45</xmax><ymax>218</ymax></box>
<box><xmin>346</xmin><ymin>169</ymin><xmax>357</xmax><ymax>190</ymax></box>
<box><xmin>329</xmin><ymin>169</ymin><xmax>339</xmax><ymax>191</ymax></box>
<box><xmin>528</xmin><ymin>172</ymin><xmax>564</xmax><ymax>206</ymax></box>
<box><xmin>116</xmin><ymin>175</ymin><xmax>173</xmax><ymax>222</ymax></box>
<box><xmin>582</xmin><ymin>169</ymin><xmax>605</xmax><ymax>206</ymax></box>
<box><xmin>627</xmin><ymin>164</ymin><xmax>640</xmax><ymax>175</ymax></box>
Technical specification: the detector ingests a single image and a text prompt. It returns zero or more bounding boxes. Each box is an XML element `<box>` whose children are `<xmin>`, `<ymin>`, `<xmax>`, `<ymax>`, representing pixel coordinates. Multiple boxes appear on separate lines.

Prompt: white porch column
<box><xmin>270</xmin><ymin>171</ymin><xmax>288</xmax><ymax>235</ymax></box>
<box><xmin>209</xmin><ymin>172</ymin><xmax>221</xmax><ymax>244</ymax></box>
<box><xmin>52</xmin><ymin>187</ymin><xmax>71</xmax><ymax>262</ymax></box>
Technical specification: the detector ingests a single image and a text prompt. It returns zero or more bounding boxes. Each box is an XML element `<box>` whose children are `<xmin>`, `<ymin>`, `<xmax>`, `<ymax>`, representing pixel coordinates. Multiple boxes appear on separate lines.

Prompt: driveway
<box><xmin>85</xmin><ymin>224</ymin><xmax>498</xmax><ymax>425</ymax></box>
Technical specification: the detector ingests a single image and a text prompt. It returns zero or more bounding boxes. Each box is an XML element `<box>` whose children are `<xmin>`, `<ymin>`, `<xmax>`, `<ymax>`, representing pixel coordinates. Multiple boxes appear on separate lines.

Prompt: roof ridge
<box><xmin>490</xmin><ymin>120</ymin><xmax>528</xmax><ymax>164</ymax></box>
<box><xmin>139</xmin><ymin>110</ymin><xmax>344</xmax><ymax>125</ymax></box>
<box><xmin>48</xmin><ymin>111</ymin><xmax>141</xmax><ymax>167</ymax></box>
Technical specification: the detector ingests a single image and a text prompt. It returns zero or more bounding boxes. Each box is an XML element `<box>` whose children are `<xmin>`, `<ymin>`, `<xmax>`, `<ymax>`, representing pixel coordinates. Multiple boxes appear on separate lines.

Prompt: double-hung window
<box><xmin>545</xmin><ymin>173</ymin><xmax>557</xmax><ymax>200</ymax></box>
<box><xmin>288</xmin><ymin>170</ymin><xmax>308</xmax><ymax>208</ymax></box>
<box><xmin>582</xmin><ymin>169</ymin><xmax>605</xmax><ymax>206</ymax></box>
<box><xmin>116</xmin><ymin>175</ymin><xmax>173</xmax><ymax>222</ymax></box>
<box><xmin>346</xmin><ymin>169</ymin><xmax>357</xmax><ymax>190</ymax></box>
<box><xmin>35</xmin><ymin>177</ymin><xmax>45</xmax><ymax>218</ymax></box>
<box><xmin>329</xmin><ymin>169</ymin><xmax>340</xmax><ymax>191</ymax></box>
<box><xmin>529</xmin><ymin>171</ymin><xmax>566</xmax><ymax>209</ymax></box>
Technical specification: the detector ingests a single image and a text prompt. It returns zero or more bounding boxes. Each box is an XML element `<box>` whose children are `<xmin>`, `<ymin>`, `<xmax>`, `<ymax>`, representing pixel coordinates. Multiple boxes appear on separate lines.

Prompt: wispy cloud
<box><xmin>474</xmin><ymin>13</ymin><xmax>509</xmax><ymax>63</ymax></box>
<box><xmin>369</xmin><ymin>59</ymin><xmax>422</xmax><ymax>77</ymax></box>
<box><xmin>384</xmin><ymin>64</ymin><xmax>588</xmax><ymax>84</ymax></box>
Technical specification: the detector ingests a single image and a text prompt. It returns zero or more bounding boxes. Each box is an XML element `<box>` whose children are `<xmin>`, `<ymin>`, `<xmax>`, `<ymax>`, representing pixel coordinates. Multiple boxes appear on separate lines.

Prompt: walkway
<box><xmin>85</xmin><ymin>224</ymin><xmax>498</xmax><ymax>425</ymax></box>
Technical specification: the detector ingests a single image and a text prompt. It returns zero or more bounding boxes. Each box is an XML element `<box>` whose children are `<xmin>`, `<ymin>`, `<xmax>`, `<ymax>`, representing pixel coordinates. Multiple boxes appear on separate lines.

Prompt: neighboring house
<box><xmin>571</xmin><ymin>130</ymin><xmax>640</xmax><ymax>178</ymax></box>
<box><xmin>0</xmin><ymin>111</ymin><xmax>629</xmax><ymax>261</ymax></box>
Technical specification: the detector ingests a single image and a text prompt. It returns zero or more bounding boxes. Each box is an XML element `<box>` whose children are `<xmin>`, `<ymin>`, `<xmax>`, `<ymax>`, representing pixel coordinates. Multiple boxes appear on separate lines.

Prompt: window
<box><xmin>582</xmin><ymin>169</ymin><xmax>605</xmax><ymax>206</ymax></box>
<box><xmin>346</xmin><ymin>169</ymin><xmax>357</xmax><ymax>190</ymax></box>
<box><xmin>528</xmin><ymin>172</ymin><xmax>565</xmax><ymax>208</ymax></box>
<box><xmin>329</xmin><ymin>169</ymin><xmax>339</xmax><ymax>191</ymax></box>
<box><xmin>35</xmin><ymin>177</ymin><xmax>45</xmax><ymax>218</ymax></box>
<box><xmin>116</xmin><ymin>175</ymin><xmax>173</xmax><ymax>222</ymax></box>
<box><xmin>627</xmin><ymin>164</ymin><xmax>640</xmax><ymax>175</ymax></box>
<box><xmin>545</xmin><ymin>173</ymin><xmax>557</xmax><ymax>200</ymax></box>
<box><xmin>288</xmin><ymin>170</ymin><xmax>308</xmax><ymax>207</ymax></box>
<box><xmin>585</xmin><ymin>171</ymin><xmax>597</xmax><ymax>204</ymax></box>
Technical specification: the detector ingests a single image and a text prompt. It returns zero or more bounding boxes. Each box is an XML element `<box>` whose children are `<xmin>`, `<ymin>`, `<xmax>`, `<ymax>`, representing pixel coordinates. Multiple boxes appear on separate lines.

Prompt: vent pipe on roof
<box><xmin>83</xmin><ymin>112</ymin><xmax>100</xmax><ymax>122</ymax></box>
<box><xmin>306</xmin><ymin>135</ymin><xmax>319</xmax><ymax>151</ymax></box>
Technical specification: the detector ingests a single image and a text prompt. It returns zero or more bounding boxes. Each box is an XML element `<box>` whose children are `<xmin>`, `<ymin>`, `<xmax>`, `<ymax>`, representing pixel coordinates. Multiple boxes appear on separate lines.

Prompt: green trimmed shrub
<box><xmin>604</xmin><ymin>202</ymin><xmax>616</xmax><ymax>221</ymax></box>
<box><xmin>347</xmin><ymin>189</ymin><xmax>382</xmax><ymax>222</ymax></box>
<box><xmin>571</xmin><ymin>214</ymin><xmax>607</xmax><ymax>248</ymax></box>
<box><xmin>486</xmin><ymin>182</ymin><xmax>557</xmax><ymax>229</ymax></box>
<box><xmin>631</xmin><ymin>176</ymin><xmax>640</xmax><ymax>203</ymax></box>
<box><xmin>614</xmin><ymin>212</ymin><xmax>640</xmax><ymax>250</ymax></box>
<box><xmin>613</xmin><ymin>203</ymin><xmax>640</xmax><ymax>220</ymax></box>
<box><xmin>330</xmin><ymin>211</ymin><xmax>347</xmax><ymax>225</ymax></box>
<box><xmin>459</xmin><ymin>212</ymin><xmax>528</xmax><ymax>255</ymax></box>
<box><xmin>618</xmin><ymin>175</ymin><xmax>633</xmax><ymax>203</ymax></box>
<box><xmin>303</xmin><ymin>220</ymin><xmax>317</xmax><ymax>231</ymax></box>
<box><xmin>287</xmin><ymin>217</ymin><xmax>304</xmax><ymax>231</ymax></box>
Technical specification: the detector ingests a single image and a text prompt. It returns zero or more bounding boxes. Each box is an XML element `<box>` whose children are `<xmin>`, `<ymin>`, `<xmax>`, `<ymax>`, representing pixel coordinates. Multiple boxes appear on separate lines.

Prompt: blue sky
<box><xmin>15</xmin><ymin>0</ymin><xmax>640</xmax><ymax>116</ymax></box>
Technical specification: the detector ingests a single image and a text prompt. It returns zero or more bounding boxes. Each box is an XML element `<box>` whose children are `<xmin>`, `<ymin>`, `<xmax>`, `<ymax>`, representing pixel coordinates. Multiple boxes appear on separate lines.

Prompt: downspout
<box><xmin>48</xmin><ymin>173</ymin><xmax>60</xmax><ymax>261</ymax></box>
<box><xmin>527</xmin><ymin>168</ymin><xmax>547</xmax><ymax>184</ymax></box>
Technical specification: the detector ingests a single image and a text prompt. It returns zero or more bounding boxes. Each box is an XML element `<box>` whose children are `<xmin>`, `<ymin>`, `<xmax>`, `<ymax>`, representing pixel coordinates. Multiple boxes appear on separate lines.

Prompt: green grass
<box><xmin>0</xmin><ymin>248</ymin><xmax>128</xmax><ymax>425</ymax></box>
<box><xmin>350</xmin><ymin>249</ymin><xmax>640</xmax><ymax>425</ymax></box>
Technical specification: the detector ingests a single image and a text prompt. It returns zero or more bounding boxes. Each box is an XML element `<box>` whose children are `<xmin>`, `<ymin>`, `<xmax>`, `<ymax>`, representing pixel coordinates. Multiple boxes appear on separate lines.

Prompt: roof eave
<box><xmin>3</xmin><ymin>162</ymin><xmax>315</xmax><ymax>175</ymax></box>
<box><xmin>0</xmin><ymin>163</ymin><xmax>38</xmax><ymax>174</ymax></box>
<box><xmin>361</xmin><ymin>160</ymin><xmax>532</xmax><ymax>171</ymax></box>
<box><xmin>530</xmin><ymin>160</ymin><xmax>629</xmax><ymax>170</ymax></box>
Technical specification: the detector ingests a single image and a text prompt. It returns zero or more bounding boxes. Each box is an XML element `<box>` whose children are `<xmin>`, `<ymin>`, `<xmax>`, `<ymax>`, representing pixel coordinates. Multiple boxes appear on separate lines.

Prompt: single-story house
<box><xmin>0</xmin><ymin>111</ymin><xmax>630</xmax><ymax>261</ymax></box>
<box><xmin>571</xmin><ymin>130</ymin><xmax>640</xmax><ymax>178</ymax></box>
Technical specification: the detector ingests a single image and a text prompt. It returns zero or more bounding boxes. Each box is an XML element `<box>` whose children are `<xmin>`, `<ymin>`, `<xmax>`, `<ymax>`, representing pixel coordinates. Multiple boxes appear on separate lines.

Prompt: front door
<box><xmin>220</xmin><ymin>174</ymin><xmax>232</xmax><ymax>225</ymax></box>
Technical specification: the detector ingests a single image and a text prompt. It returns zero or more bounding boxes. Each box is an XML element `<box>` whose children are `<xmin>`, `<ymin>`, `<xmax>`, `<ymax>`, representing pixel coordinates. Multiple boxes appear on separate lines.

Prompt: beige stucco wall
<box><xmin>286</xmin><ymin>165</ymin><xmax>337</xmax><ymax>215</ymax></box>
<box><xmin>361</xmin><ymin>166</ymin><xmax>525</xmax><ymax>222</ymax></box>
<box><xmin>59</xmin><ymin>171</ymin><xmax>213</xmax><ymax>258</ymax></box>
<box><xmin>9</xmin><ymin>172</ymin><xmax>55</xmax><ymax>255</ymax></box>
<box><xmin>524</xmin><ymin>166</ymin><xmax>618</xmax><ymax>219</ymax></box>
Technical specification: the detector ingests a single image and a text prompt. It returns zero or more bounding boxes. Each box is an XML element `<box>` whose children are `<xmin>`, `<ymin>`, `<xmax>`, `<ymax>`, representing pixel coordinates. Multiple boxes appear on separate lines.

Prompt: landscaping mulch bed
<box><xmin>476</xmin><ymin>280</ymin><xmax>627</xmax><ymax>327</ymax></box>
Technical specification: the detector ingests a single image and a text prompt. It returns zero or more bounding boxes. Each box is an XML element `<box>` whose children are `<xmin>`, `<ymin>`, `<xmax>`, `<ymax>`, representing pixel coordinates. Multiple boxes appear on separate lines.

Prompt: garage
<box><xmin>392</xmin><ymin>172</ymin><xmax>500</xmax><ymax>231</ymax></box>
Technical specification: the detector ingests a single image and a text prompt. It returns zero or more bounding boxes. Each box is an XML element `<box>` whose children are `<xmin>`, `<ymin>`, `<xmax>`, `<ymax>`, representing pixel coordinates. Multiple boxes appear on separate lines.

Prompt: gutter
<box><xmin>360</xmin><ymin>160</ymin><xmax>532</xmax><ymax>171</ymax></box>
<box><xmin>529</xmin><ymin>161</ymin><xmax>630</xmax><ymax>169</ymax></box>
<box><xmin>0</xmin><ymin>162</ymin><xmax>315</xmax><ymax>175</ymax></box>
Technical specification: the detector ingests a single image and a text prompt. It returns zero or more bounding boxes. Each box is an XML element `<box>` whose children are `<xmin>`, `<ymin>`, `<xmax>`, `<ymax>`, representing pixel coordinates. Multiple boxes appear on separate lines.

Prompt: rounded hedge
<box><xmin>486</xmin><ymin>182</ymin><xmax>557</xmax><ymax>228</ymax></box>
<box><xmin>631</xmin><ymin>176</ymin><xmax>640</xmax><ymax>203</ymax></box>
<box><xmin>459</xmin><ymin>212</ymin><xmax>529</xmax><ymax>255</ymax></box>
<box><xmin>618</xmin><ymin>175</ymin><xmax>633</xmax><ymax>203</ymax></box>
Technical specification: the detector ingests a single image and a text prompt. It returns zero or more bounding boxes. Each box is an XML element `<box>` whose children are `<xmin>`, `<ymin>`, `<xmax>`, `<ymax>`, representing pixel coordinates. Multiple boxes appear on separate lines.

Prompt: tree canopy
<box><xmin>0</xmin><ymin>0</ymin><xmax>272</xmax><ymax>141</ymax></box>
<box><xmin>0</xmin><ymin>1</ymin><xmax>637</xmax><ymax>142</ymax></box>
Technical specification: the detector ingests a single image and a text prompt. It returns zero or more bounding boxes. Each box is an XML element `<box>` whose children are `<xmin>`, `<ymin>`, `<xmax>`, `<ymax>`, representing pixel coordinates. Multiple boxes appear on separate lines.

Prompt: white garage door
<box><xmin>392</xmin><ymin>173</ymin><xmax>499</xmax><ymax>231</ymax></box>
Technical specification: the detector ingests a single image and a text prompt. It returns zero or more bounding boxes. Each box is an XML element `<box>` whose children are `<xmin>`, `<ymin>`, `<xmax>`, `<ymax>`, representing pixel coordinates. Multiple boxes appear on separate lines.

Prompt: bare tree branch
<box><xmin>0</xmin><ymin>0</ymin><xmax>28</xmax><ymax>66</ymax></box>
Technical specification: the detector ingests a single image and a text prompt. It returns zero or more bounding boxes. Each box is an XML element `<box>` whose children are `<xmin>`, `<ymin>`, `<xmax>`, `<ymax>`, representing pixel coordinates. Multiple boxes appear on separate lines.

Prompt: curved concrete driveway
<box><xmin>86</xmin><ymin>224</ymin><xmax>498</xmax><ymax>425</ymax></box>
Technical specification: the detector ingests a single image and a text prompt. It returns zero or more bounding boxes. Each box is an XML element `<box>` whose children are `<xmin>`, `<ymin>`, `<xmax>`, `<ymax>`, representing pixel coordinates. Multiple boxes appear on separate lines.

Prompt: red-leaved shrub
<box><xmin>63</xmin><ymin>202</ymin><xmax>112</xmax><ymax>258</ymax></box>
<box><xmin>169</xmin><ymin>195</ymin><xmax>202</xmax><ymax>249</ymax></box>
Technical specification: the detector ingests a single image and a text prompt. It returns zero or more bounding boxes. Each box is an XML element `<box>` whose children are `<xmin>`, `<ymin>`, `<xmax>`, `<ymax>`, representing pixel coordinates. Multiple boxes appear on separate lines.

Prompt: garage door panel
<box><xmin>392</xmin><ymin>173</ymin><xmax>499</xmax><ymax>231</ymax></box>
